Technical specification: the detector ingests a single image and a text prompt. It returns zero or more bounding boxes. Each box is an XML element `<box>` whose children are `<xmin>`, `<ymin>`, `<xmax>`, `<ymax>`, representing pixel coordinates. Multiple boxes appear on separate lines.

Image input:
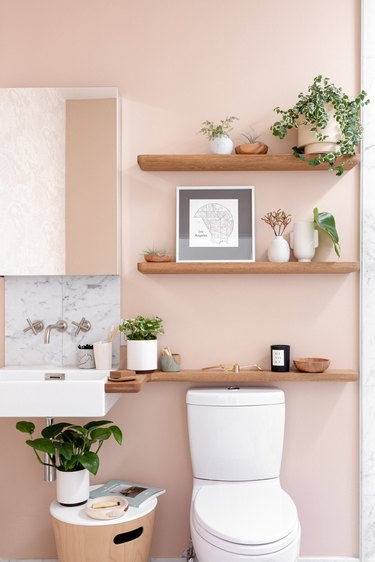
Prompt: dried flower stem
<box><xmin>261</xmin><ymin>209</ymin><xmax>292</xmax><ymax>237</ymax></box>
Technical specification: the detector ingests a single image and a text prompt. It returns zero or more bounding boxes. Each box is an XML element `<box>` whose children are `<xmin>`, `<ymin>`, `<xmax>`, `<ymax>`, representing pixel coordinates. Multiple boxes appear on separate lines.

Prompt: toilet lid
<box><xmin>193</xmin><ymin>480</ymin><xmax>298</xmax><ymax>545</ymax></box>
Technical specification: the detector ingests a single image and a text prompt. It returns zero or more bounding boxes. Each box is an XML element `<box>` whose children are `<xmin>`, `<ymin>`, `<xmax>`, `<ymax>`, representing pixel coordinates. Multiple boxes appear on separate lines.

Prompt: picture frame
<box><xmin>176</xmin><ymin>186</ymin><xmax>255</xmax><ymax>262</ymax></box>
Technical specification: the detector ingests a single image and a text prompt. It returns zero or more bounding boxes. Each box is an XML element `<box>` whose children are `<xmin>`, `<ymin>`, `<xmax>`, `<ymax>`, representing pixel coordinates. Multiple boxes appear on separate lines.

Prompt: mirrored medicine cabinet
<box><xmin>0</xmin><ymin>87</ymin><xmax>120</xmax><ymax>275</ymax></box>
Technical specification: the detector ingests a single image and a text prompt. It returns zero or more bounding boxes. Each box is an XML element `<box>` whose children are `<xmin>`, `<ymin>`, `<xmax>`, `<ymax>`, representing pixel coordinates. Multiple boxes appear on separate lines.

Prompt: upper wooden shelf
<box><xmin>137</xmin><ymin>154</ymin><xmax>360</xmax><ymax>172</ymax></box>
<box><xmin>105</xmin><ymin>369</ymin><xmax>358</xmax><ymax>393</ymax></box>
<box><xmin>137</xmin><ymin>261</ymin><xmax>359</xmax><ymax>275</ymax></box>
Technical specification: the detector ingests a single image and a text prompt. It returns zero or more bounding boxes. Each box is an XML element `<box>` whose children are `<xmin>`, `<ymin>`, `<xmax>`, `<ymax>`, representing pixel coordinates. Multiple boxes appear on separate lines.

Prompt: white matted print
<box><xmin>189</xmin><ymin>199</ymin><xmax>239</xmax><ymax>247</ymax></box>
<box><xmin>176</xmin><ymin>186</ymin><xmax>255</xmax><ymax>262</ymax></box>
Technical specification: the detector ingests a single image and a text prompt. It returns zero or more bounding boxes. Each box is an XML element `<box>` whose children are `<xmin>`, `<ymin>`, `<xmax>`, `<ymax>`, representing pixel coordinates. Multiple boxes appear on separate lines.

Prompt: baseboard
<box><xmin>0</xmin><ymin>556</ymin><xmax>360</xmax><ymax>562</ymax></box>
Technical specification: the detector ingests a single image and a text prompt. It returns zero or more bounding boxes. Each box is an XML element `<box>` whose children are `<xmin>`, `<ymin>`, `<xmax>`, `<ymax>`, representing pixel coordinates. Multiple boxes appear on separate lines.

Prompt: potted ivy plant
<box><xmin>16</xmin><ymin>419</ymin><xmax>122</xmax><ymax>506</ymax></box>
<box><xmin>270</xmin><ymin>75</ymin><xmax>369</xmax><ymax>175</ymax></box>
<box><xmin>198</xmin><ymin>116</ymin><xmax>238</xmax><ymax>154</ymax></box>
<box><xmin>119</xmin><ymin>315</ymin><xmax>164</xmax><ymax>373</ymax></box>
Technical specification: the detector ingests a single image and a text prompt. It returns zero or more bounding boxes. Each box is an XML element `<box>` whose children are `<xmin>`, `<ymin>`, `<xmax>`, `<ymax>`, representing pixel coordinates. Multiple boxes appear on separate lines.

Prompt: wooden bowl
<box><xmin>293</xmin><ymin>357</ymin><xmax>330</xmax><ymax>373</ymax></box>
<box><xmin>85</xmin><ymin>495</ymin><xmax>129</xmax><ymax>520</ymax></box>
<box><xmin>144</xmin><ymin>254</ymin><xmax>172</xmax><ymax>262</ymax></box>
<box><xmin>235</xmin><ymin>143</ymin><xmax>268</xmax><ymax>155</ymax></box>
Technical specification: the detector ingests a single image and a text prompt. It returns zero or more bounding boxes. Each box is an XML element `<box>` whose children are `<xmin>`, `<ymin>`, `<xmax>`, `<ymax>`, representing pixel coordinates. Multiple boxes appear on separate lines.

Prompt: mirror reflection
<box><xmin>0</xmin><ymin>87</ymin><xmax>119</xmax><ymax>275</ymax></box>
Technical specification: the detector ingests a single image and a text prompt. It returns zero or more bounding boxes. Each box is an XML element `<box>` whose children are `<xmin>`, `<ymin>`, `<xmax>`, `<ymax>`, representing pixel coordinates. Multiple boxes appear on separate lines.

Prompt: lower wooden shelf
<box><xmin>105</xmin><ymin>369</ymin><xmax>358</xmax><ymax>393</ymax></box>
<box><xmin>137</xmin><ymin>261</ymin><xmax>360</xmax><ymax>275</ymax></box>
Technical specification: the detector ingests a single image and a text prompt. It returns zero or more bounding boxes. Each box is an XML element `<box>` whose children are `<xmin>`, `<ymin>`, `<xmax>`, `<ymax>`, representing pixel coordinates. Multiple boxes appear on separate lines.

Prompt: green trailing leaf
<box><xmin>26</xmin><ymin>438</ymin><xmax>56</xmax><ymax>455</ymax></box>
<box><xmin>79</xmin><ymin>452</ymin><xmax>100</xmax><ymax>475</ymax></box>
<box><xmin>313</xmin><ymin>207</ymin><xmax>341</xmax><ymax>257</ymax></box>
<box><xmin>16</xmin><ymin>421</ymin><xmax>35</xmax><ymax>435</ymax></box>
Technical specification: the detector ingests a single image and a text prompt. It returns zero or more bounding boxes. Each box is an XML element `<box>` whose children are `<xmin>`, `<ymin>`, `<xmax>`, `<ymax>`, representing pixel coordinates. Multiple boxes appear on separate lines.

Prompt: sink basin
<box><xmin>0</xmin><ymin>368</ymin><xmax>121</xmax><ymax>417</ymax></box>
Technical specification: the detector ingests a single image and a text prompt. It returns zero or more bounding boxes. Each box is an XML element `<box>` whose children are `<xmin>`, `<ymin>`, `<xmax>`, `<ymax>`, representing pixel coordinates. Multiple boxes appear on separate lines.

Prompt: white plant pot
<box><xmin>290</xmin><ymin>221</ymin><xmax>319</xmax><ymax>262</ymax></box>
<box><xmin>267</xmin><ymin>236</ymin><xmax>290</xmax><ymax>263</ymax></box>
<box><xmin>56</xmin><ymin>468</ymin><xmax>89</xmax><ymax>506</ymax></box>
<box><xmin>127</xmin><ymin>339</ymin><xmax>158</xmax><ymax>372</ymax></box>
<box><xmin>209</xmin><ymin>136</ymin><xmax>233</xmax><ymax>154</ymax></box>
<box><xmin>297</xmin><ymin>103</ymin><xmax>341</xmax><ymax>154</ymax></box>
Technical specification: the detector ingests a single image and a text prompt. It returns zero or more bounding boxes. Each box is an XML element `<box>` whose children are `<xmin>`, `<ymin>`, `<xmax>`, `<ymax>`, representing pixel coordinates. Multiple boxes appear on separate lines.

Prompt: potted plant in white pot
<box><xmin>16</xmin><ymin>419</ymin><xmax>122</xmax><ymax>506</ymax></box>
<box><xmin>119</xmin><ymin>315</ymin><xmax>164</xmax><ymax>373</ymax></box>
<box><xmin>270</xmin><ymin>75</ymin><xmax>369</xmax><ymax>175</ymax></box>
<box><xmin>199</xmin><ymin>116</ymin><xmax>238</xmax><ymax>154</ymax></box>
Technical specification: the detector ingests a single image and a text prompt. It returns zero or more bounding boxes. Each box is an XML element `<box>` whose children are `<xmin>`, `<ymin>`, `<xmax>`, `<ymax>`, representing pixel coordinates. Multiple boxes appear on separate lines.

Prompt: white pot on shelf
<box><xmin>297</xmin><ymin>103</ymin><xmax>341</xmax><ymax>154</ymax></box>
<box><xmin>56</xmin><ymin>468</ymin><xmax>89</xmax><ymax>507</ymax></box>
<box><xmin>267</xmin><ymin>236</ymin><xmax>290</xmax><ymax>263</ymax></box>
<box><xmin>209</xmin><ymin>135</ymin><xmax>233</xmax><ymax>154</ymax></box>
<box><xmin>127</xmin><ymin>339</ymin><xmax>158</xmax><ymax>373</ymax></box>
<box><xmin>290</xmin><ymin>221</ymin><xmax>319</xmax><ymax>262</ymax></box>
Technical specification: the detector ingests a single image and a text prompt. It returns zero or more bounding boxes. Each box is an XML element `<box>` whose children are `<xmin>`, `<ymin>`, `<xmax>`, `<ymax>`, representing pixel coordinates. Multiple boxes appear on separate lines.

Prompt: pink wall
<box><xmin>0</xmin><ymin>0</ymin><xmax>359</xmax><ymax>557</ymax></box>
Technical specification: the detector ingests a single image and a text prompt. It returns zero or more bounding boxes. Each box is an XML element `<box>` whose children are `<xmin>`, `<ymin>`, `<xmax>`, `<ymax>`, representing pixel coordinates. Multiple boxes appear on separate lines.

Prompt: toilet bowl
<box><xmin>186</xmin><ymin>387</ymin><xmax>301</xmax><ymax>562</ymax></box>
<box><xmin>191</xmin><ymin>479</ymin><xmax>300</xmax><ymax>562</ymax></box>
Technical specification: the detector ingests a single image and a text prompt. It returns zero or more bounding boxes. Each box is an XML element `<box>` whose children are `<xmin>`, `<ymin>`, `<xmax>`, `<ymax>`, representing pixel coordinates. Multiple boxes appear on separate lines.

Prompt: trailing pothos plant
<box><xmin>270</xmin><ymin>75</ymin><xmax>369</xmax><ymax>175</ymax></box>
<box><xmin>16</xmin><ymin>419</ymin><xmax>122</xmax><ymax>475</ymax></box>
<box><xmin>314</xmin><ymin>207</ymin><xmax>340</xmax><ymax>258</ymax></box>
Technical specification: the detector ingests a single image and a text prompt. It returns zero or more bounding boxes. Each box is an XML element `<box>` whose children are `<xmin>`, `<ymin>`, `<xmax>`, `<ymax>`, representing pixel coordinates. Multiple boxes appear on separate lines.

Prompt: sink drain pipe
<box><xmin>44</xmin><ymin>417</ymin><xmax>56</xmax><ymax>482</ymax></box>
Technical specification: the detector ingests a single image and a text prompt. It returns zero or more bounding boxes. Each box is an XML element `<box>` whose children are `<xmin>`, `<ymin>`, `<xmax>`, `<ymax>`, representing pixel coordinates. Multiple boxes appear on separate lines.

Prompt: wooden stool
<box><xmin>50</xmin><ymin>496</ymin><xmax>157</xmax><ymax>562</ymax></box>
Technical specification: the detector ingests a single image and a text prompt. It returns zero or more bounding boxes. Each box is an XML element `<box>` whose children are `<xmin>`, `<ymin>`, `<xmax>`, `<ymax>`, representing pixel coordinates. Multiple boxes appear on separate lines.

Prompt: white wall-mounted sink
<box><xmin>0</xmin><ymin>368</ymin><xmax>121</xmax><ymax>417</ymax></box>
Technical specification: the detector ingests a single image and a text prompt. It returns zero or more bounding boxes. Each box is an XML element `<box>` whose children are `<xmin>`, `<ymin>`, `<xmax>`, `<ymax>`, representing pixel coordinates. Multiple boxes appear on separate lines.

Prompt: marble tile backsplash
<box><xmin>4</xmin><ymin>275</ymin><xmax>120</xmax><ymax>367</ymax></box>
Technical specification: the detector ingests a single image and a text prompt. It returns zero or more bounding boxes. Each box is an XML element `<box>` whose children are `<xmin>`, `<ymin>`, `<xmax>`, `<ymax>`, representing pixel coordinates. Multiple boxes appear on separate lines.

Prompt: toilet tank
<box><xmin>186</xmin><ymin>387</ymin><xmax>285</xmax><ymax>481</ymax></box>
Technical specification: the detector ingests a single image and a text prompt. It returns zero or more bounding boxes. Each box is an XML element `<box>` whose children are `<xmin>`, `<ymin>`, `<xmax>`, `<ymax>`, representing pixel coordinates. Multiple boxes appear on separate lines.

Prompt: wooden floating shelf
<box><xmin>105</xmin><ymin>369</ymin><xmax>358</xmax><ymax>393</ymax></box>
<box><xmin>137</xmin><ymin>261</ymin><xmax>360</xmax><ymax>275</ymax></box>
<box><xmin>137</xmin><ymin>154</ymin><xmax>360</xmax><ymax>172</ymax></box>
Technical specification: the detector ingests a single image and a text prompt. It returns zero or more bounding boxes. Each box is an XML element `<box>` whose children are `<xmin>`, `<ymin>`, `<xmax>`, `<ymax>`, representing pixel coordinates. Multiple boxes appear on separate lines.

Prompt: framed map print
<box><xmin>176</xmin><ymin>186</ymin><xmax>255</xmax><ymax>262</ymax></box>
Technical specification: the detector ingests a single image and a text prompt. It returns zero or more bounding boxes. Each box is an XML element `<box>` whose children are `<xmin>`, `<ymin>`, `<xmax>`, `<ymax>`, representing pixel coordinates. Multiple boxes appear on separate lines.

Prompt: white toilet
<box><xmin>186</xmin><ymin>387</ymin><xmax>301</xmax><ymax>562</ymax></box>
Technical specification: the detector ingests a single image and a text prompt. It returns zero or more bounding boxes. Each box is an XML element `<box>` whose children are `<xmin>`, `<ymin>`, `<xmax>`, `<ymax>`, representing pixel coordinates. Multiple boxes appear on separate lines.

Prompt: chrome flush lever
<box><xmin>72</xmin><ymin>317</ymin><xmax>91</xmax><ymax>336</ymax></box>
<box><xmin>23</xmin><ymin>318</ymin><xmax>44</xmax><ymax>335</ymax></box>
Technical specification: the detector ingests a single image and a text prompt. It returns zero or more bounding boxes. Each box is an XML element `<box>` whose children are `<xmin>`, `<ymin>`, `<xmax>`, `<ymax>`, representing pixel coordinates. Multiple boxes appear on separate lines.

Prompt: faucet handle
<box><xmin>72</xmin><ymin>317</ymin><xmax>91</xmax><ymax>336</ymax></box>
<box><xmin>23</xmin><ymin>318</ymin><xmax>44</xmax><ymax>336</ymax></box>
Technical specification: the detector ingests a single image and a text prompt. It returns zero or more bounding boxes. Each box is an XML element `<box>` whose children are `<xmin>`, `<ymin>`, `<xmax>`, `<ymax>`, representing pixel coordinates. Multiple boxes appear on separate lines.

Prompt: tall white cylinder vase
<box><xmin>56</xmin><ymin>468</ymin><xmax>89</xmax><ymax>507</ymax></box>
<box><xmin>267</xmin><ymin>236</ymin><xmax>290</xmax><ymax>263</ymax></box>
<box><xmin>127</xmin><ymin>339</ymin><xmax>158</xmax><ymax>373</ymax></box>
<box><xmin>290</xmin><ymin>221</ymin><xmax>319</xmax><ymax>262</ymax></box>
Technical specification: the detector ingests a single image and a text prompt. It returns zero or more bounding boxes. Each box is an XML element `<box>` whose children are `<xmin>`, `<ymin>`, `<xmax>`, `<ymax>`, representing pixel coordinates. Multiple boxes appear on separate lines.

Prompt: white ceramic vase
<box><xmin>127</xmin><ymin>339</ymin><xmax>158</xmax><ymax>372</ymax></box>
<box><xmin>267</xmin><ymin>236</ymin><xmax>290</xmax><ymax>263</ymax></box>
<box><xmin>56</xmin><ymin>468</ymin><xmax>89</xmax><ymax>506</ymax></box>
<box><xmin>290</xmin><ymin>221</ymin><xmax>319</xmax><ymax>262</ymax></box>
<box><xmin>209</xmin><ymin>135</ymin><xmax>233</xmax><ymax>154</ymax></box>
<box><xmin>297</xmin><ymin>103</ymin><xmax>341</xmax><ymax>154</ymax></box>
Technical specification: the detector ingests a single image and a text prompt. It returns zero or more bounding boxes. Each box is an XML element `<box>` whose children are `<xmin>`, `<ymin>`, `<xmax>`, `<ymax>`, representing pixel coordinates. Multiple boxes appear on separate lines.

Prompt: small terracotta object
<box><xmin>144</xmin><ymin>254</ymin><xmax>172</xmax><ymax>262</ymax></box>
<box><xmin>293</xmin><ymin>357</ymin><xmax>330</xmax><ymax>373</ymax></box>
<box><xmin>235</xmin><ymin>143</ymin><xmax>269</xmax><ymax>155</ymax></box>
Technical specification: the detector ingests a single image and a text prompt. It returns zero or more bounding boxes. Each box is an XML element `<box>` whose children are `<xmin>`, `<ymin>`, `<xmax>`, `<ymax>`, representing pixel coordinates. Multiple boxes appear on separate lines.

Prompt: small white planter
<box><xmin>267</xmin><ymin>236</ymin><xmax>290</xmax><ymax>263</ymax></box>
<box><xmin>127</xmin><ymin>339</ymin><xmax>158</xmax><ymax>372</ymax></box>
<box><xmin>56</xmin><ymin>468</ymin><xmax>89</xmax><ymax>506</ymax></box>
<box><xmin>297</xmin><ymin>103</ymin><xmax>341</xmax><ymax>154</ymax></box>
<box><xmin>290</xmin><ymin>221</ymin><xmax>319</xmax><ymax>262</ymax></box>
<box><xmin>209</xmin><ymin>135</ymin><xmax>233</xmax><ymax>154</ymax></box>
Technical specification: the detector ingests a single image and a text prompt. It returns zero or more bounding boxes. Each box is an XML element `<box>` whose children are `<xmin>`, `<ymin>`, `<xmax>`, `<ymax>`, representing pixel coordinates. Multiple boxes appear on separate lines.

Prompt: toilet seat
<box><xmin>192</xmin><ymin>480</ymin><xmax>300</xmax><ymax>556</ymax></box>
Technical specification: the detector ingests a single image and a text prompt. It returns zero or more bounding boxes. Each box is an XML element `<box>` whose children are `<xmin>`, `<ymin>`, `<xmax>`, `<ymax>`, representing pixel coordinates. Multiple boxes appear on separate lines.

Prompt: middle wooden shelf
<box><xmin>137</xmin><ymin>261</ymin><xmax>360</xmax><ymax>275</ymax></box>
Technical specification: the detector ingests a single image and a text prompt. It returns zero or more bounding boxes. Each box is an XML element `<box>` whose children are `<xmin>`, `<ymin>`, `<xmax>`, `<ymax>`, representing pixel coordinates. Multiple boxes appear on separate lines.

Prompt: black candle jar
<box><xmin>271</xmin><ymin>344</ymin><xmax>290</xmax><ymax>372</ymax></box>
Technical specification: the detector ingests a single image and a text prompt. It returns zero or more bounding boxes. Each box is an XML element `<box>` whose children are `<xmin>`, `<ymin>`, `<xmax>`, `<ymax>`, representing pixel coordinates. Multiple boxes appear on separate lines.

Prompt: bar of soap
<box><xmin>92</xmin><ymin>500</ymin><xmax>120</xmax><ymax>509</ymax></box>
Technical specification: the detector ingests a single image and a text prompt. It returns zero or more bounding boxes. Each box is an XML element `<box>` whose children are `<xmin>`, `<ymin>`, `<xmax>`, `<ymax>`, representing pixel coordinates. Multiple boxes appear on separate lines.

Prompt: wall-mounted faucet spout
<box><xmin>44</xmin><ymin>320</ymin><xmax>68</xmax><ymax>344</ymax></box>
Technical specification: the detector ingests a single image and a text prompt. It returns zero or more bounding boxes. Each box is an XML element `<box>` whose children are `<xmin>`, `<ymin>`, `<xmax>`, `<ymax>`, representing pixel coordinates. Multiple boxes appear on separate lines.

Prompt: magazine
<box><xmin>90</xmin><ymin>479</ymin><xmax>166</xmax><ymax>508</ymax></box>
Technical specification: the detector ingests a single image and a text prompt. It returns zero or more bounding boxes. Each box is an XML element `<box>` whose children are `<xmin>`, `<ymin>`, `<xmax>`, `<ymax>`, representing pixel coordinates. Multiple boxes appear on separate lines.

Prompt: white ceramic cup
<box><xmin>93</xmin><ymin>341</ymin><xmax>112</xmax><ymax>369</ymax></box>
